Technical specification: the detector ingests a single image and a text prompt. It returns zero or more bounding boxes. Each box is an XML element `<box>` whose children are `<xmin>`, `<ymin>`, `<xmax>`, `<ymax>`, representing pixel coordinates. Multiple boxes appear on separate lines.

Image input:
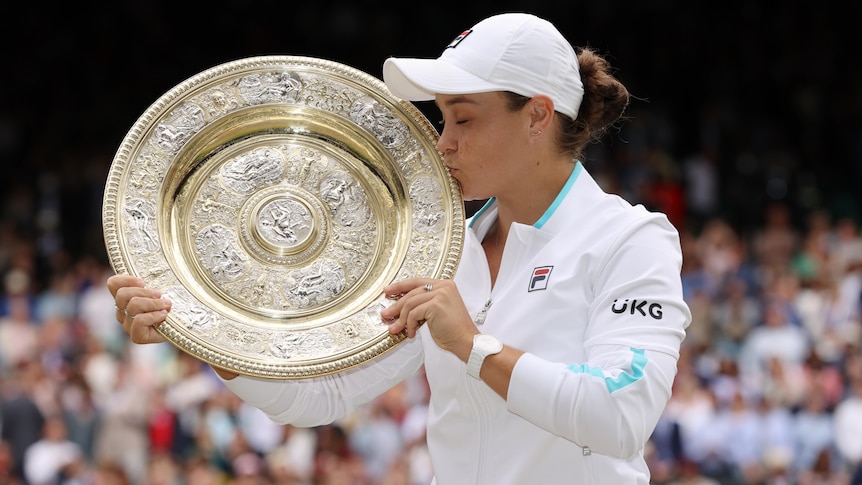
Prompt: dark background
<box><xmin>1</xmin><ymin>1</ymin><xmax>860</xmax><ymax>286</ymax></box>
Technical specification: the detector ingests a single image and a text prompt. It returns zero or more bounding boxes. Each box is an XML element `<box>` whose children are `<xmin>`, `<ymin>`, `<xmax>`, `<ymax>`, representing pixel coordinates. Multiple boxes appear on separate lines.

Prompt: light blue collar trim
<box><xmin>468</xmin><ymin>198</ymin><xmax>496</xmax><ymax>229</ymax></box>
<box><xmin>467</xmin><ymin>161</ymin><xmax>583</xmax><ymax>230</ymax></box>
<box><xmin>534</xmin><ymin>161</ymin><xmax>582</xmax><ymax>229</ymax></box>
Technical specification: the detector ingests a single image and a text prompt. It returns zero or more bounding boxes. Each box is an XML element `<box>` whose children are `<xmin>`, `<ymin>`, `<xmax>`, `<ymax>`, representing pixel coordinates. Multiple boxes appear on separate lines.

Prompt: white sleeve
<box><xmin>508</xmin><ymin>214</ymin><xmax>690</xmax><ymax>458</ymax></box>
<box><xmin>508</xmin><ymin>347</ymin><xmax>679</xmax><ymax>458</ymax></box>
<box><xmin>220</xmin><ymin>336</ymin><xmax>425</xmax><ymax>427</ymax></box>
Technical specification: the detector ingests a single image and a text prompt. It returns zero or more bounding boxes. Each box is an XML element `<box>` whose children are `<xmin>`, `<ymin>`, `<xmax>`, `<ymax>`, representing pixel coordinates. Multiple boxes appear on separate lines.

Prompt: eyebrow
<box><xmin>435</xmin><ymin>95</ymin><xmax>480</xmax><ymax>109</ymax></box>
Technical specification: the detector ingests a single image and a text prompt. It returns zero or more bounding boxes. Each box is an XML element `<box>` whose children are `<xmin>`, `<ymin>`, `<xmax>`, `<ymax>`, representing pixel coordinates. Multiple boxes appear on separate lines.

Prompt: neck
<box><xmin>494</xmin><ymin>159</ymin><xmax>574</xmax><ymax>227</ymax></box>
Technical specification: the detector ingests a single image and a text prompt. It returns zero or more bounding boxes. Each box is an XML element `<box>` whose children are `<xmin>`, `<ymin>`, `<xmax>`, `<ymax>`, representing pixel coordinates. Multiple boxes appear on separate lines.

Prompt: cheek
<box><xmin>467</xmin><ymin>126</ymin><xmax>508</xmax><ymax>162</ymax></box>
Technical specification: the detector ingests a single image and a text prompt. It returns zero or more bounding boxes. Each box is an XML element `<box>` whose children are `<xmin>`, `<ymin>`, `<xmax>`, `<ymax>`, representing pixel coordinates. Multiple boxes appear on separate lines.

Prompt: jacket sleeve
<box><xmin>507</xmin><ymin>214</ymin><xmax>691</xmax><ymax>458</ymax></box>
<box><xmin>220</xmin><ymin>336</ymin><xmax>424</xmax><ymax>427</ymax></box>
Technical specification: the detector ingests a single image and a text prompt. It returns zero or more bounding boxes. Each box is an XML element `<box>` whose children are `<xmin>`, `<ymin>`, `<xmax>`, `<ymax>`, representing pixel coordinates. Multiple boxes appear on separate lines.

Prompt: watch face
<box><xmin>476</xmin><ymin>334</ymin><xmax>503</xmax><ymax>352</ymax></box>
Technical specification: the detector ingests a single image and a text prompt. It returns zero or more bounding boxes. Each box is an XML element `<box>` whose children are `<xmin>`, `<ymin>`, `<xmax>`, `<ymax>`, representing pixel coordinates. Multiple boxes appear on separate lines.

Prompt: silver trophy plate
<box><xmin>102</xmin><ymin>56</ymin><xmax>464</xmax><ymax>378</ymax></box>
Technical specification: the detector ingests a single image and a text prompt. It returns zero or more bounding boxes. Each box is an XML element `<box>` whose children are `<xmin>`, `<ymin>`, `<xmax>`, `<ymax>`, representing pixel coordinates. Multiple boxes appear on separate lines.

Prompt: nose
<box><xmin>435</xmin><ymin>125</ymin><xmax>455</xmax><ymax>157</ymax></box>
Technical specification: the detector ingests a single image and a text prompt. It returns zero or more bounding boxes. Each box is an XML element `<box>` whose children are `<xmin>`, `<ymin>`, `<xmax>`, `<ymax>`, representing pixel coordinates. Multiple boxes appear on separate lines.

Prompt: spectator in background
<box><xmin>695</xmin><ymin>218</ymin><xmax>745</xmax><ymax>298</ymax></box>
<box><xmin>0</xmin><ymin>308</ymin><xmax>39</xmax><ymax>376</ymax></box>
<box><xmin>264</xmin><ymin>425</ymin><xmax>316</xmax><ymax>485</ymax></box>
<box><xmin>235</xmin><ymin>398</ymin><xmax>286</xmax><ymax>459</ymax></box>
<box><xmin>830</xmin><ymin>217</ymin><xmax>862</xmax><ymax>283</ymax></box>
<box><xmin>0</xmin><ymin>271</ymin><xmax>39</xmax><ymax>370</ymax></box>
<box><xmin>77</xmin><ymin>262</ymin><xmax>125</xmax><ymax>355</ymax></box>
<box><xmin>713</xmin><ymin>390</ymin><xmax>765</xmax><ymax>484</ymax></box>
<box><xmin>796</xmin><ymin>447</ymin><xmax>850</xmax><ymax>485</ymax></box>
<box><xmin>800</xmin><ymin>349</ymin><xmax>845</xmax><ymax>410</ymax></box>
<box><xmin>0</xmin><ymin>440</ymin><xmax>15</xmax><ymax>485</ymax></box>
<box><xmin>737</xmin><ymin>300</ymin><xmax>811</xmax><ymax>395</ymax></box>
<box><xmin>758</xmin><ymin>395</ymin><xmax>796</xmax><ymax>484</ymax></box>
<box><xmin>835</xmin><ymin>377</ymin><xmax>862</xmax><ymax>484</ymax></box>
<box><xmin>348</xmin><ymin>390</ymin><xmax>405</xmax><ymax>483</ymax></box>
<box><xmin>58</xmin><ymin>371</ymin><xmax>101</xmax><ymax>464</ymax></box>
<box><xmin>752</xmin><ymin>202</ymin><xmax>801</xmax><ymax>284</ymax></box>
<box><xmin>92</xmin><ymin>361</ymin><xmax>151</xmax><ymax>484</ymax></box>
<box><xmin>795</xmin><ymin>273</ymin><xmax>857</xmax><ymax>365</ymax></box>
<box><xmin>710</xmin><ymin>276</ymin><xmax>761</xmax><ymax>358</ymax></box>
<box><xmin>0</xmin><ymin>266</ymin><xmax>36</xmax><ymax>321</ymax></box>
<box><xmin>792</xmin><ymin>391</ymin><xmax>838</xmax><ymax>480</ymax></box>
<box><xmin>663</xmin><ymin>367</ymin><xmax>718</xmax><ymax>475</ymax></box>
<box><xmin>1</xmin><ymin>360</ymin><xmax>46</xmax><ymax>483</ymax></box>
<box><xmin>22</xmin><ymin>414</ymin><xmax>85</xmax><ymax>485</ymax></box>
<box><xmin>667</xmin><ymin>458</ymin><xmax>721</xmax><ymax>485</ymax></box>
<box><xmin>791</xmin><ymin>210</ymin><xmax>832</xmax><ymax>286</ymax></box>
<box><xmin>681</xmin><ymin>144</ymin><xmax>720</xmax><ymax>228</ymax></box>
<box><xmin>760</xmin><ymin>356</ymin><xmax>807</xmax><ymax>410</ymax></box>
<box><xmin>34</xmin><ymin>270</ymin><xmax>78</xmax><ymax>324</ymax></box>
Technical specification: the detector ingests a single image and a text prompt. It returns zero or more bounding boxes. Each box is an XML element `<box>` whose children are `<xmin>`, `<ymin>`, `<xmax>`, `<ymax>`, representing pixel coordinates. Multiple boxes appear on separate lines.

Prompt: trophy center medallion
<box><xmin>255</xmin><ymin>196</ymin><xmax>316</xmax><ymax>254</ymax></box>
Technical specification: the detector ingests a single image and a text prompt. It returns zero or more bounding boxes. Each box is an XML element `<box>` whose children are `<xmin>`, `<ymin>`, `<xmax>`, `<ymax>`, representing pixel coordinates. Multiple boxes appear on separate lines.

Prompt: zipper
<box><xmin>474</xmin><ymin>299</ymin><xmax>492</xmax><ymax>325</ymax></box>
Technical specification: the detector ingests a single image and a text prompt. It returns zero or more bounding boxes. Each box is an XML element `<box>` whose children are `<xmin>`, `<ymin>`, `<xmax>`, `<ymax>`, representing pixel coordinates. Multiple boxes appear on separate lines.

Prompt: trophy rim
<box><xmin>102</xmin><ymin>55</ymin><xmax>464</xmax><ymax>379</ymax></box>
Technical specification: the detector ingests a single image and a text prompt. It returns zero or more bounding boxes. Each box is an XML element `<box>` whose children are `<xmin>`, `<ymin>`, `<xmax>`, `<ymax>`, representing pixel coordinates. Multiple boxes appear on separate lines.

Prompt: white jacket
<box><xmin>223</xmin><ymin>163</ymin><xmax>691</xmax><ymax>484</ymax></box>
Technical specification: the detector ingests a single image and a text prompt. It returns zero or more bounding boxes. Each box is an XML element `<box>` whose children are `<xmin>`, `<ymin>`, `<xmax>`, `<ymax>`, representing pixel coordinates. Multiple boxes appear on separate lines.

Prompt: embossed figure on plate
<box><xmin>198</xmin><ymin>88</ymin><xmax>241</xmax><ymax>118</ymax></box>
<box><xmin>221</xmin><ymin>148</ymin><xmax>285</xmax><ymax>193</ymax></box>
<box><xmin>410</xmin><ymin>176</ymin><xmax>446</xmax><ymax>233</ymax></box>
<box><xmin>195</xmin><ymin>224</ymin><xmax>247</xmax><ymax>283</ymax></box>
<box><xmin>163</xmin><ymin>286</ymin><xmax>219</xmax><ymax>334</ymax></box>
<box><xmin>269</xmin><ymin>329</ymin><xmax>334</xmax><ymax>360</ymax></box>
<box><xmin>349</xmin><ymin>97</ymin><xmax>408</xmax><ymax>148</ymax></box>
<box><xmin>320</xmin><ymin>171</ymin><xmax>371</xmax><ymax>227</ymax></box>
<box><xmin>285</xmin><ymin>259</ymin><xmax>346</xmax><ymax>308</ymax></box>
<box><xmin>125</xmin><ymin>199</ymin><xmax>160</xmax><ymax>255</ymax></box>
<box><xmin>258</xmin><ymin>198</ymin><xmax>314</xmax><ymax>249</ymax></box>
<box><xmin>152</xmin><ymin>103</ymin><xmax>206</xmax><ymax>154</ymax></box>
<box><xmin>238</xmin><ymin>71</ymin><xmax>303</xmax><ymax>105</ymax></box>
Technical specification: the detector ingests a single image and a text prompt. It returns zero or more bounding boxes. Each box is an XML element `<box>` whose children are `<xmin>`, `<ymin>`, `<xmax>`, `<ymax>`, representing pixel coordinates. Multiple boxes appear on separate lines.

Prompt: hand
<box><xmin>107</xmin><ymin>274</ymin><xmax>171</xmax><ymax>344</ymax></box>
<box><xmin>107</xmin><ymin>274</ymin><xmax>239</xmax><ymax>380</ymax></box>
<box><xmin>380</xmin><ymin>278</ymin><xmax>477</xmax><ymax>358</ymax></box>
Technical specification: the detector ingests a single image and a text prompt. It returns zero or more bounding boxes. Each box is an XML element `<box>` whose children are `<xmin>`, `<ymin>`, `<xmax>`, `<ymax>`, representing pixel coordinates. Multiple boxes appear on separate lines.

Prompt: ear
<box><xmin>529</xmin><ymin>95</ymin><xmax>555</xmax><ymax>136</ymax></box>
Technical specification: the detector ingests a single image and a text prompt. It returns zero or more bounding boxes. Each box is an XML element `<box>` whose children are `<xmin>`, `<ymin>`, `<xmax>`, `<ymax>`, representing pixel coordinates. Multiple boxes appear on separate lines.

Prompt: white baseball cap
<box><xmin>383</xmin><ymin>13</ymin><xmax>584</xmax><ymax>120</ymax></box>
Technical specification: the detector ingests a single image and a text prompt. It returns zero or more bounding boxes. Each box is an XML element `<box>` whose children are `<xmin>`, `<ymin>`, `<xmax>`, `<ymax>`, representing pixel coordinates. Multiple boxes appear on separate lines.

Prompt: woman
<box><xmin>110</xmin><ymin>13</ymin><xmax>691</xmax><ymax>484</ymax></box>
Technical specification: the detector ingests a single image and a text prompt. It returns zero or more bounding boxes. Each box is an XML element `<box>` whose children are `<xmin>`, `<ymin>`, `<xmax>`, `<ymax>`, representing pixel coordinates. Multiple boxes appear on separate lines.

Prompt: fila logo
<box><xmin>611</xmin><ymin>299</ymin><xmax>664</xmax><ymax>320</ymax></box>
<box><xmin>528</xmin><ymin>266</ymin><xmax>553</xmax><ymax>292</ymax></box>
<box><xmin>447</xmin><ymin>29</ymin><xmax>472</xmax><ymax>49</ymax></box>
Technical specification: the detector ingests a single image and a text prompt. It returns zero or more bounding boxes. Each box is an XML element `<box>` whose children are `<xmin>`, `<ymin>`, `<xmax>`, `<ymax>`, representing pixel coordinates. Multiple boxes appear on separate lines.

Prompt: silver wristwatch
<box><xmin>467</xmin><ymin>334</ymin><xmax>503</xmax><ymax>379</ymax></box>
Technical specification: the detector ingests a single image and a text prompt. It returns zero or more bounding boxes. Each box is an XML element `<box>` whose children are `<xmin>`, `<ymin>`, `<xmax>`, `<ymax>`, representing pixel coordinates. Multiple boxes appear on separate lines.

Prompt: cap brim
<box><xmin>383</xmin><ymin>57</ymin><xmax>504</xmax><ymax>101</ymax></box>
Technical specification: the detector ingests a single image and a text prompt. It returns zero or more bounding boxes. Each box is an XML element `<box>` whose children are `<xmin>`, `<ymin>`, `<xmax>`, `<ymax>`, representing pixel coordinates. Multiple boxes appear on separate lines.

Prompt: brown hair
<box><xmin>504</xmin><ymin>46</ymin><xmax>630</xmax><ymax>161</ymax></box>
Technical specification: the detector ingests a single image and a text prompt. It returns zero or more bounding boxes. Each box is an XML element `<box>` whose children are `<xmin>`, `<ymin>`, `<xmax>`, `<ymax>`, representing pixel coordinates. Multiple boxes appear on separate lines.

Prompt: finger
<box><xmin>115</xmin><ymin>286</ymin><xmax>162</xmax><ymax>317</ymax></box>
<box><xmin>107</xmin><ymin>274</ymin><xmax>145</xmax><ymax>298</ymax></box>
<box><xmin>382</xmin><ymin>277</ymin><xmax>434</xmax><ymax>298</ymax></box>
<box><xmin>380</xmin><ymin>295</ymin><xmax>404</xmax><ymax>323</ymax></box>
<box><xmin>381</xmin><ymin>282</ymin><xmax>426</xmax><ymax>319</ymax></box>
<box><xmin>126</xmin><ymin>309</ymin><xmax>170</xmax><ymax>344</ymax></box>
<box><xmin>401</xmin><ymin>301</ymin><xmax>433</xmax><ymax>338</ymax></box>
<box><xmin>125</xmin><ymin>294</ymin><xmax>171</xmax><ymax>320</ymax></box>
<box><xmin>122</xmin><ymin>297</ymin><xmax>172</xmax><ymax>344</ymax></box>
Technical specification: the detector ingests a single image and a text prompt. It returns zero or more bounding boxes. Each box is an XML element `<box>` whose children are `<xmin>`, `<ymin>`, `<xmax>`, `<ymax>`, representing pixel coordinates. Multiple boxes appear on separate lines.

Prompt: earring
<box><xmin>531</xmin><ymin>130</ymin><xmax>543</xmax><ymax>136</ymax></box>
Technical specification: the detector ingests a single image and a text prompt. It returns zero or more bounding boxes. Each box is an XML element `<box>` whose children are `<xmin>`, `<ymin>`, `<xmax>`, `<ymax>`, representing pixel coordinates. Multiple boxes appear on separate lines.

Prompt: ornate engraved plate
<box><xmin>102</xmin><ymin>56</ymin><xmax>464</xmax><ymax>379</ymax></box>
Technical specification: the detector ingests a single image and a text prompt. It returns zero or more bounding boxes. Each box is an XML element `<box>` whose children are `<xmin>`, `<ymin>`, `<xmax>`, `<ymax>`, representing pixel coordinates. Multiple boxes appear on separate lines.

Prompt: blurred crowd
<box><xmin>1</xmin><ymin>3</ymin><xmax>860</xmax><ymax>483</ymax></box>
<box><xmin>0</xmin><ymin>143</ymin><xmax>860</xmax><ymax>485</ymax></box>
